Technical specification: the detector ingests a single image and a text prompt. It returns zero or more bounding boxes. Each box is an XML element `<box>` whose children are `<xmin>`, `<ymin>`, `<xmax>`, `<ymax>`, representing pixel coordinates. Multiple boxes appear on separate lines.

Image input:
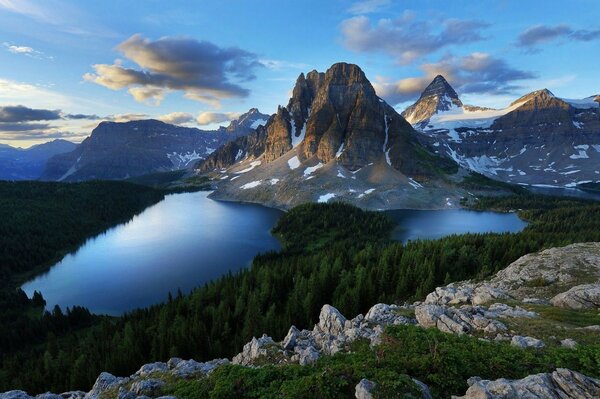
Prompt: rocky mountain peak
<box><xmin>422</xmin><ymin>75</ymin><xmax>461</xmax><ymax>102</ymax></box>
<box><xmin>225</xmin><ymin>108</ymin><xmax>270</xmax><ymax>134</ymax></box>
<box><xmin>511</xmin><ymin>88</ymin><xmax>556</xmax><ymax>107</ymax></box>
<box><xmin>401</xmin><ymin>75</ymin><xmax>463</xmax><ymax>125</ymax></box>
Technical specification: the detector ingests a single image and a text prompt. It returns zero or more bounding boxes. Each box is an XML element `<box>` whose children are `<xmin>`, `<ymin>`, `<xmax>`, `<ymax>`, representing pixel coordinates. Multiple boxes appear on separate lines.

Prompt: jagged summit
<box><xmin>401</xmin><ymin>75</ymin><xmax>463</xmax><ymax>125</ymax></box>
<box><xmin>224</xmin><ymin>108</ymin><xmax>270</xmax><ymax>133</ymax></box>
<box><xmin>510</xmin><ymin>88</ymin><xmax>556</xmax><ymax>106</ymax></box>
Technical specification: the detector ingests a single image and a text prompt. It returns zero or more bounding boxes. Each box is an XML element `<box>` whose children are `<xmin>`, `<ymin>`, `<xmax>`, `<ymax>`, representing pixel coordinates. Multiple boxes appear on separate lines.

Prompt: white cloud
<box><xmin>158</xmin><ymin>112</ymin><xmax>195</xmax><ymax>125</ymax></box>
<box><xmin>196</xmin><ymin>112</ymin><xmax>240</xmax><ymax>125</ymax></box>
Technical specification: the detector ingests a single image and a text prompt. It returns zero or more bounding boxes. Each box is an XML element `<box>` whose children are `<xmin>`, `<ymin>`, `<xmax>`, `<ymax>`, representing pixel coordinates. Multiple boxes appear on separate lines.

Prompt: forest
<box><xmin>1</xmin><ymin>189</ymin><xmax>600</xmax><ymax>394</ymax></box>
<box><xmin>0</xmin><ymin>181</ymin><xmax>165</xmax><ymax>386</ymax></box>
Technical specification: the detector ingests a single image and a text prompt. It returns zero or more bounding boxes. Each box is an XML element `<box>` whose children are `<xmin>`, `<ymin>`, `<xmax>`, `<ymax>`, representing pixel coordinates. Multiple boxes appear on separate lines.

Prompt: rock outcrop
<box><xmin>454</xmin><ymin>368</ymin><xmax>600</xmax><ymax>399</ymax></box>
<box><xmin>551</xmin><ymin>283</ymin><xmax>600</xmax><ymax>309</ymax></box>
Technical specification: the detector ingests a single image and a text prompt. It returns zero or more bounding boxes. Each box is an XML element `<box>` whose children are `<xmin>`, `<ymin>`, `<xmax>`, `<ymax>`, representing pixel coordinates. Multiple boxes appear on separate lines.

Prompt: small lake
<box><xmin>23</xmin><ymin>192</ymin><xmax>527</xmax><ymax>315</ymax></box>
<box><xmin>387</xmin><ymin>209</ymin><xmax>527</xmax><ymax>243</ymax></box>
<box><xmin>22</xmin><ymin>191</ymin><xmax>283</xmax><ymax>315</ymax></box>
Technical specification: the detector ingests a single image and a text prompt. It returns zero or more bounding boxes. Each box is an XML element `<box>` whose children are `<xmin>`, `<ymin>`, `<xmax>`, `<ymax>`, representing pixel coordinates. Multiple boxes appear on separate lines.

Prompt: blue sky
<box><xmin>0</xmin><ymin>0</ymin><xmax>599</xmax><ymax>147</ymax></box>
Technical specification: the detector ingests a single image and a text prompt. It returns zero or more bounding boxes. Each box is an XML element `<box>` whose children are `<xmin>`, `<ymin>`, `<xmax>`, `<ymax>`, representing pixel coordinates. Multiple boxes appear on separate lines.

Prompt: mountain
<box><xmin>220</xmin><ymin>108</ymin><xmax>270</xmax><ymax>135</ymax></box>
<box><xmin>401</xmin><ymin>75</ymin><xmax>463</xmax><ymax>126</ymax></box>
<box><xmin>197</xmin><ymin>63</ymin><xmax>508</xmax><ymax>210</ymax></box>
<box><xmin>41</xmin><ymin>110</ymin><xmax>264</xmax><ymax>182</ymax></box>
<box><xmin>0</xmin><ymin>139</ymin><xmax>77</xmax><ymax>180</ymax></box>
<box><xmin>405</xmin><ymin>77</ymin><xmax>600</xmax><ymax>188</ymax></box>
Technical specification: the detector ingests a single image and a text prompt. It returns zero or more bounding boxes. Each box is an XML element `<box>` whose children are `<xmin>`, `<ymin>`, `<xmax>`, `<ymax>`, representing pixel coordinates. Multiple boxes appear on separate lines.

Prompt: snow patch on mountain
<box><xmin>288</xmin><ymin>156</ymin><xmax>301</xmax><ymax>170</ymax></box>
<box><xmin>240</xmin><ymin>181</ymin><xmax>261</xmax><ymax>189</ymax></box>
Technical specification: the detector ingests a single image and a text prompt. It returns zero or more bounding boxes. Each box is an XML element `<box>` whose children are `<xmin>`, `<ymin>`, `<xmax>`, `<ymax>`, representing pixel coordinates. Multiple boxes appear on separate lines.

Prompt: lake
<box><xmin>22</xmin><ymin>191</ymin><xmax>283</xmax><ymax>315</ymax></box>
<box><xmin>387</xmin><ymin>209</ymin><xmax>527</xmax><ymax>242</ymax></box>
<box><xmin>23</xmin><ymin>192</ymin><xmax>527</xmax><ymax>315</ymax></box>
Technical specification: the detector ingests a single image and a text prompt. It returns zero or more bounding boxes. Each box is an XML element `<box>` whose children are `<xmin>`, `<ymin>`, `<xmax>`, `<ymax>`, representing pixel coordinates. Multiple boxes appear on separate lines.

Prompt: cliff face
<box><xmin>261</xmin><ymin>62</ymin><xmax>432</xmax><ymax>174</ymax></box>
<box><xmin>197</xmin><ymin>126</ymin><xmax>267</xmax><ymax>173</ymax></box>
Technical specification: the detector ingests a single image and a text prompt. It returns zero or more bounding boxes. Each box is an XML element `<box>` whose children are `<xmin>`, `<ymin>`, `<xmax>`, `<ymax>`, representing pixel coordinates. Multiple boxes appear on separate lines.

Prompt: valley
<box><xmin>2</xmin><ymin>3</ymin><xmax>600</xmax><ymax>396</ymax></box>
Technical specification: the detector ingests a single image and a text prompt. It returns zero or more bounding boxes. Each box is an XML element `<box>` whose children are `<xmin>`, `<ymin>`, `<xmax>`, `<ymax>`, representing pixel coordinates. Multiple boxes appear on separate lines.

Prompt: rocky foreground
<box><xmin>3</xmin><ymin>243</ymin><xmax>600</xmax><ymax>399</ymax></box>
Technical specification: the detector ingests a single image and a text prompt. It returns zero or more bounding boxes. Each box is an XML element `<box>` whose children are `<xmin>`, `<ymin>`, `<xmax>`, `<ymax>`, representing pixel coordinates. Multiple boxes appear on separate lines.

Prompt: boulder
<box><xmin>293</xmin><ymin>345</ymin><xmax>320</xmax><ymax>366</ymax></box>
<box><xmin>551</xmin><ymin>283</ymin><xmax>600</xmax><ymax>309</ymax></box>
<box><xmin>560</xmin><ymin>338</ymin><xmax>577</xmax><ymax>349</ymax></box>
<box><xmin>510</xmin><ymin>335</ymin><xmax>545</xmax><ymax>349</ymax></box>
<box><xmin>453</xmin><ymin>368</ymin><xmax>600</xmax><ymax>398</ymax></box>
<box><xmin>166</xmin><ymin>358</ymin><xmax>182</xmax><ymax>370</ymax></box>
<box><xmin>364</xmin><ymin>303</ymin><xmax>414</xmax><ymax>325</ymax></box>
<box><xmin>282</xmin><ymin>326</ymin><xmax>300</xmax><ymax>350</ymax></box>
<box><xmin>85</xmin><ymin>372</ymin><xmax>128</xmax><ymax>399</ymax></box>
<box><xmin>232</xmin><ymin>334</ymin><xmax>277</xmax><ymax>366</ymax></box>
<box><xmin>130</xmin><ymin>379</ymin><xmax>165</xmax><ymax>397</ymax></box>
<box><xmin>317</xmin><ymin>305</ymin><xmax>347</xmax><ymax>336</ymax></box>
<box><xmin>415</xmin><ymin>304</ymin><xmax>506</xmax><ymax>335</ymax></box>
<box><xmin>355</xmin><ymin>379</ymin><xmax>375</xmax><ymax>399</ymax></box>
<box><xmin>132</xmin><ymin>362</ymin><xmax>168</xmax><ymax>378</ymax></box>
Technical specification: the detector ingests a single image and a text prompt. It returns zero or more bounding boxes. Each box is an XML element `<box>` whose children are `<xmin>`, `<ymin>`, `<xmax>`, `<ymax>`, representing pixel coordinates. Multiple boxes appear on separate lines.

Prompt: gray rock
<box><xmin>510</xmin><ymin>335</ymin><xmax>545</xmax><ymax>349</ymax></box>
<box><xmin>364</xmin><ymin>303</ymin><xmax>413</xmax><ymax>325</ymax></box>
<box><xmin>282</xmin><ymin>326</ymin><xmax>300</xmax><ymax>350</ymax></box>
<box><xmin>560</xmin><ymin>338</ymin><xmax>578</xmax><ymax>349</ymax></box>
<box><xmin>294</xmin><ymin>345</ymin><xmax>320</xmax><ymax>366</ymax></box>
<box><xmin>133</xmin><ymin>362</ymin><xmax>168</xmax><ymax>378</ymax></box>
<box><xmin>0</xmin><ymin>391</ymin><xmax>33</xmax><ymax>399</ymax></box>
<box><xmin>85</xmin><ymin>372</ymin><xmax>128</xmax><ymax>399</ymax></box>
<box><xmin>171</xmin><ymin>358</ymin><xmax>228</xmax><ymax>378</ymax></box>
<box><xmin>484</xmin><ymin>303</ymin><xmax>537</xmax><ymax>318</ymax></box>
<box><xmin>116</xmin><ymin>388</ymin><xmax>136</xmax><ymax>399</ymax></box>
<box><xmin>551</xmin><ymin>283</ymin><xmax>600</xmax><ymax>309</ymax></box>
<box><xmin>318</xmin><ymin>305</ymin><xmax>347</xmax><ymax>336</ymax></box>
<box><xmin>355</xmin><ymin>379</ymin><xmax>375</xmax><ymax>399</ymax></box>
<box><xmin>232</xmin><ymin>334</ymin><xmax>277</xmax><ymax>366</ymax></box>
<box><xmin>35</xmin><ymin>394</ymin><xmax>62</xmax><ymax>399</ymax></box>
<box><xmin>166</xmin><ymin>358</ymin><xmax>182</xmax><ymax>370</ymax></box>
<box><xmin>59</xmin><ymin>392</ymin><xmax>85</xmax><ymax>399</ymax></box>
<box><xmin>130</xmin><ymin>379</ymin><xmax>165</xmax><ymax>397</ymax></box>
<box><xmin>415</xmin><ymin>304</ymin><xmax>506</xmax><ymax>335</ymax></box>
<box><xmin>453</xmin><ymin>368</ymin><xmax>600</xmax><ymax>398</ymax></box>
<box><xmin>412</xmin><ymin>379</ymin><xmax>433</xmax><ymax>399</ymax></box>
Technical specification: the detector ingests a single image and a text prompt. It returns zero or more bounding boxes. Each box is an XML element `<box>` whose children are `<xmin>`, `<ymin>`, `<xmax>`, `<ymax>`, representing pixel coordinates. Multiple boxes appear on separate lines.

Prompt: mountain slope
<box><xmin>198</xmin><ymin>63</ymin><xmax>506</xmax><ymax>210</ymax></box>
<box><xmin>41</xmin><ymin>110</ymin><xmax>265</xmax><ymax>182</ymax></box>
<box><xmin>0</xmin><ymin>139</ymin><xmax>76</xmax><ymax>180</ymax></box>
<box><xmin>406</xmin><ymin>77</ymin><xmax>600</xmax><ymax>187</ymax></box>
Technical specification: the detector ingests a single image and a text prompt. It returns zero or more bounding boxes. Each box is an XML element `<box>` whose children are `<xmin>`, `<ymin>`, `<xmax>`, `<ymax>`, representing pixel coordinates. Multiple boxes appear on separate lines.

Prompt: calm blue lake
<box><xmin>23</xmin><ymin>192</ymin><xmax>527</xmax><ymax>315</ymax></box>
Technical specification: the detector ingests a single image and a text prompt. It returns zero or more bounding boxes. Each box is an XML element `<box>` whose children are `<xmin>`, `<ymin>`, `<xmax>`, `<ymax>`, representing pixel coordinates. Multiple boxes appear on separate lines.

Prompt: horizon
<box><xmin>1</xmin><ymin>0</ymin><xmax>600</xmax><ymax>148</ymax></box>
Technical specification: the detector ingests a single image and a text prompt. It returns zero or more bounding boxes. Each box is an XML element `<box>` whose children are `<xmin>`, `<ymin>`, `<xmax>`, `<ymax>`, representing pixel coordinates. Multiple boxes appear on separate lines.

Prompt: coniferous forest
<box><xmin>1</xmin><ymin>182</ymin><xmax>600</xmax><ymax>394</ymax></box>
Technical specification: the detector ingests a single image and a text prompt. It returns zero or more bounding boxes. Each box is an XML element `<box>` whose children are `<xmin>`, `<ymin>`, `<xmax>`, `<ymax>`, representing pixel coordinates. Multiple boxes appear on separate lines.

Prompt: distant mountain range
<box><xmin>402</xmin><ymin>75</ymin><xmax>600</xmax><ymax>188</ymax></box>
<box><xmin>40</xmin><ymin>108</ymin><xmax>269</xmax><ymax>182</ymax></box>
<box><xmin>31</xmin><ymin>63</ymin><xmax>600</xmax><ymax>203</ymax></box>
<box><xmin>0</xmin><ymin>140</ymin><xmax>77</xmax><ymax>180</ymax></box>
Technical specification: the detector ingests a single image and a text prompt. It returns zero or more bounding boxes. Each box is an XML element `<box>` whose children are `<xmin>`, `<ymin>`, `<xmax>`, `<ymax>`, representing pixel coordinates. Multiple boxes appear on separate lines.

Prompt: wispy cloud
<box><xmin>517</xmin><ymin>24</ymin><xmax>600</xmax><ymax>51</ymax></box>
<box><xmin>348</xmin><ymin>0</ymin><xmax>391</xmax><ymax>15</ymax></box>
<box><xmin>84</xmin><ymin>34</ymin><xmax>263</xmax><ymax>107</ymax></box>
<box><xmin>374</xmin><ymin>53</ymin><xmax>536</xmax><ymax>105</ymax></box>
<box><xmin>158</xmin><ymin>112</ymin><xmax>195</xmax><ymax>125</ymax></box>
<box><xmin>3</xmin><ymin>42</ymin><xmax>50</xmax><ymax>59</ymax></box>
<box><xmin>340</xmin><ymin>13</ymin><xmax>489</xmax><ymax>64</ymax></box>
<box><xmin>196</xmin><ymin>111</ymin><xmax>240</xmax><ymax>126</ymax></box>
